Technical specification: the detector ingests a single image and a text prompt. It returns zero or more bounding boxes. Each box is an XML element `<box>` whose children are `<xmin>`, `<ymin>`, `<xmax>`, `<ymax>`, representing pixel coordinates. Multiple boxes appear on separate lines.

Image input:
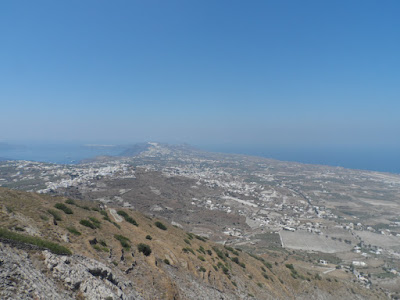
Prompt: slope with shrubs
<box><xmin>0</xmin><ymin>187</ymin><xmax>386</xmax><ymax>300</ymax></box>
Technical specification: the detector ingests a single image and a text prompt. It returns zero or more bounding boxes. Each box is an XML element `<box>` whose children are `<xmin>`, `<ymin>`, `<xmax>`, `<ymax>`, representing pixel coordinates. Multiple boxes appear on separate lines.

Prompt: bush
<box><xmin>231</xmin><ymin>257</ymin><xmax>239</xmax><ymax>264</ymax></box>
<box><xmin>195</xmin><ymin>235</ymin><xmax>206</xmax><ymax>242</ymax></box>
<box><xmin>285</xmin><ymin>264</ymin><xmax>294</xmax><ymax>270</ymax></box>
<box><xmin>114</xmin><ymin>234</ymin><xmax>131</xmax><ymax>250</ymax></box>
<box><xmin>146</xmin><ymin>235</ymin><xmax>152</xmax><ymax>240</ymax></box>
<box><xmin>65</xmin><ymin>199</ymin><xmax>76</xmax><ymax>205</ymax></box>
<box><xmin>47</xmin><ymin>209</ymin><xmax>62</xmax><ymax>221</ymax></box>
<box><xmin>54</xmin><ymin>203</ymin><xmax>73</xmax><ymax>214</ymax></box>
<box><xmin>199</xmin><ymin>266</ymin><xmax>206</xmax><ymax>272</ymax></box>
<box><xmin>117</xmin><ymin>210</ymin><xmax>138</xmax><ymax>226</ymax></box>
<box><xmin>155</xmin><ymin>221</ymin><xmax>167</xmax><ymax>230</ymax></box>
<box><xmin>164</xmin><ymin>259</ymin><xmax>170</xmax><ymax>265</ymax></box>
<box><xmin>80</xmin><ymin>219</ymin><xmax>96</xmax><ymax>229</ymax></box>
<box><xmin>184</xmin><ymin>238</ymin><xmax>191</xmax><ymax>245</ymax></box>
<box><xmin>66</xmin><ymin>227</ymin><xmax>81</xmax><ymax>236</ymax></box>
<box><xmin>206</xmin><ymin>249</ymin><xmax>212</xmax><ymax>256</ymax></box>
<box><xmin>212</xmin><ymin>246</ymin><xmax>226</xmax><ymax>261</ymax></box>
<box><xmin>100</xmin><ymin>210</ymin><xmax>112</xmax><ymax>222</ymax></box>
<box><xmin>138</xmin><ymin>243</ymin><xmax>152</xmax><ymax>256</ymax></box>
<box><xmin>112</xmin><ymin>222</ymin><xmax>121</xmax><ymax>229</ymax></box>
<box><xmin>88</xmin><ymin>217</ymin><xmax>101</xmax><ymax>228</ymax></box>
<box><xmin>198</xmin><ymin>255</ymin><xmax>205</xmax><ymax>261</ymax></box>
<box><xmin>263</xmin><ymin>261</ymin><xmax>273</xmax><ymax>269</ymax></box>
<box><xmin>182</xmin><ymin>247</ymin><xmax>195</xmax><ymax>255</ymax></box>
<box><xmin>92</xmin><ymin>244</ymin><xmax>108</xmax><ymax>252</ymax></box>
<box><xmin>0</xmin><ymin>227</ymin><xmax>71</xmax><ymax>255</ymax></box>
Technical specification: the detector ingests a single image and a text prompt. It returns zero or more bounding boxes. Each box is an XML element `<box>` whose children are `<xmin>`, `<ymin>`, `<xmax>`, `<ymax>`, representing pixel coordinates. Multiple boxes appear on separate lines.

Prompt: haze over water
<box><xmin>1</xmin><ymin>142</ymin><xmax>399</xmax><ymax>174</ymax></box>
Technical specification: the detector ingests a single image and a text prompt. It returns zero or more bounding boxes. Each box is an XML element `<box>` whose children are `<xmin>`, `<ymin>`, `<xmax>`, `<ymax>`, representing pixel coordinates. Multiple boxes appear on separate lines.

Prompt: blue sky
<box><xmin>1</xmin><ymin>0</ymin><xmax>399</xmax><ymax>149</ymax></box>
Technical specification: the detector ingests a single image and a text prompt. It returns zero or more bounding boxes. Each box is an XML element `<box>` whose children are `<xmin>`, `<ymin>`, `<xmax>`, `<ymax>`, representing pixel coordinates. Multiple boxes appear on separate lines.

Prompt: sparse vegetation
<box><xmin>199</xmin><ymin>266</ymin><xmax>206</xmax><ymax>272</ymax></box>
<box><xmin>154</xmin><ymin>221</ymin><xmax>167</xmax><ymax>230</ymax></box>
<box><xmin>184</xmin><ymin>238</ymin><xmax>191</xmax><ymax>245</ymax></box>
<box><xmin>182</xmin><ymin>247</ymin><xmax>195</xmax><ymax>255</ymax></box>
<box><xmin>117</xmin><ymin>210</ymin><xmax>138</xmax><ymax>226</ymax></box>
<box><xmin>145</xmin><ymin>235</ymin><xmax>152</xmax><ymax>240</ymax></box>
<box><xmin>195</xmin><ymin>235</ymin><xmax>206</xmax><ymax>242</ymax></box>
<box><xmin>0</xmin><ymin>227</ymin><xmax>71</xmax><ymax>255</ymax></box>
<box><xmin>198</xmin><ymin>255</ymin><xmax>205</xmax><ymax>261</ymax></box>
<box><xmin>47</xmin><ymin>209</ymin><xmax>62</xmax><ymax>221</ymax></box>
<box><xmin>54</xmin><ymin>203</ymin><xmax>73</xmax><ymax>214</ymax></box>
<box><xmin>137</xmin><ymin>243</ymin><xmax>152</xmax><ymax>256</ymax></box>
<box><xmin>66</xmin><ymin>227</ymin><xmax>81</xmax><ymax>236</ymax></box>
<box><xmin>88</xmin><ymin>217</ymin><xmax>101</xmax><ymax>228</ymax></box>
<box><xmin>92</xmin><ymin>244</ymin><xmax>109</xmax><ymax>252</ymax></box>
<box><xmin>114</xmin><ymin>234</ymin><xmax>131</xmax><ymax>250</ymax></box>
<box><xmin>80</xmin><ymin>219</ymin><xmax>96</xmax><ymax>229</ymax></box>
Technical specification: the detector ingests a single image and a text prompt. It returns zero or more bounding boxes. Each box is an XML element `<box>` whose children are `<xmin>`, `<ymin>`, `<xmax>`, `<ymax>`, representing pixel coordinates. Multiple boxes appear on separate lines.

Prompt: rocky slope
<box><xmin>0</xmin><ymin>188</ymin><xmax>386</xmax><ymax>299</ymax></box>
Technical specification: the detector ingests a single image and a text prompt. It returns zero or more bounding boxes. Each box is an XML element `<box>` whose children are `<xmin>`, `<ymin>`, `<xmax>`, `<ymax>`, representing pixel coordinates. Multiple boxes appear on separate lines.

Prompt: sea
<box><xmin>0</xmin><ymin>142</ymin><xmax>399</xmax><ymax>175</ymax></box>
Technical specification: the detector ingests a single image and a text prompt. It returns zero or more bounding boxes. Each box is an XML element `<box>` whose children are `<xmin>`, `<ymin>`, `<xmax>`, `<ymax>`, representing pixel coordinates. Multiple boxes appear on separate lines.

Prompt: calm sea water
<box><xmin>202</xmin><ymin>145</ymin><xmax>400</xmax><ymax>174</ymax></box>
<box><xmin>0</xmin><ymin>143</ymin><xmax>124</xmax><ymax>164</ymax></box>
<box><xmin>0</xmin><ymin>143</ymin><xmax>399</xmax><ymax>174</ymax></box>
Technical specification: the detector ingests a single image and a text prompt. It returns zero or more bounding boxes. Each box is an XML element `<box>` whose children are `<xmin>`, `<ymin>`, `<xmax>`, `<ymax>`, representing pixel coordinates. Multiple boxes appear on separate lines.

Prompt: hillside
<box><xmin>0</xmin><ymin>187</ymin><xmax>386</xmax><ymax>299</ymax></box>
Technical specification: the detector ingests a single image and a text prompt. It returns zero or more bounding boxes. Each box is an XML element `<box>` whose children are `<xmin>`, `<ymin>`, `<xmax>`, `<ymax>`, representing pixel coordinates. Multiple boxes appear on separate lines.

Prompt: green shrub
<box><xmin>114</xmin><ymin>234</ymin><xmax>131</xmax><ymax>250</ymax></box>
<box><xmin>213</xmin><ymin>265</ymin><xmax>218</xmax><ymax>271</ymax></box>
<box><xmin>100</xmin><ymin>210</ymin><xmax>112</xmax><ymax>222</ymax></box>
<box><xmin>186</xmin><ymin>233</ymin><xmax>194</xmax><ymax>240</ymax></box>
<box><xmin>184</xmin><ymin>238</ymin><xmax>191</xmax><ymax>245</ymax></box>
<box><xmin>66</xmin><ymin>227</ymin><xmax>81</xmax><ymax>236</ymax></box>
<box><xmin>199</xmin><ymin>266</ymin><xmax>206</xmax><ymax>272</ymax></box>
<box><xmin>88</xmin><ymin>217</ymin><xmax>101</xmax><ymax>228</ymax></box>
<box><xmin>47</xmin><ymin>209</ymin><xmax>62</xmax><ymax>221</ymax></box>
<box><xmin>263</xmin><ymin>261</ymin><xmax>273</xmax><ymax>269</ymax></box>
<box><xmin>40</xmin><ymin>215</ymin><xmax>49</xmax><ymax>221</ymax></box>
<box><xmin>239</xmin><ymin>262</ymin><xmax>246</xmax><ymax>268</ymax></box>
<box><xmin>155</xmin><ymin>221</ymin><xmax>167</xmax><ymax>230</ymax></box>
<box><xmin>0</xmin><ymin>227</ymin><xmax>71</xmax><ymax>255</ymax></box>
<box><xmin>222</xmin><ymin>266</ymin><xmax>229</xmax><ymax>275</ymax></box>
<box><xmin>65</xmin><ymin>199</ymin><xmax>75</xmax><ymax>205</ymax></box>
<box><xmin>92</xmin><ymin>244</ymin><xmax>108</xmax><ymax>252</ymax></box>
<box><xmin>80</xmin><ymin>219</ymin><xmax>96</xmax><ymax>229</ymax></box>
<box><xmin>54</xmin><ymin>203</ymin><xmax>73</xmax><ymax>214</ymax></box>
<box><xmin>257</xmin><ymin>282</ymin><xmax>263</xmax><ymax>288</ymax></box>
<box><xmin>231</xmin><ymin>256</ymin><xmax>239</xmax><ymax>264</ymax></box>
<box><xmin>146</xmin><ymin>235</ymin><xmax>152</xmax><ymax>240</ymax></box>
<box><xmin>198</xmin><ymin>255</ymin><xmax>205</xmax><ymax>261</ymax></box>
<box><xmin>195</xmin><ymin>235</ymin><xmax>206</xmax><ymax>242</ymax></box>
<box><xmin>138</xmin><ymin>243</ymin><xmax>152</xmax><ymax>256</ymax></box>
<box><xmin>99</xmin><ymin>240</ymin><xmax>107</xmax><ymax>247</ymax></box>
<box><xmin>206</xmin><ymin>249</ymin><xmax>212</xmax><ymax>256</ymax></box>
<box><xmin>117</xmin><ymin>210</ymin><xmax>138</xmax><ymax>226</ymax></box>
<box><xmin>112</xmin><ymin>222</ymin><xmax>121</xmax><ymax>229</ymax></box>
<box><xmin>182</xmin><ymin>247</ymin><xmax>195</xmax><ymax>255</ymax></box>
<box><xmin>164</xmin><ymin>259</ymin><xmax>170</xmax><ymax>265</ymax></box>
<box><xmin>285</xmin><ymin>264</ymin><xmax>294</xmax><ymax>270</ymax></box>
<box><xmin>231</xmin><ymin>281</ymin><xmax>237</xmax><ymax>287</ymax></box>
<box><xmin>212</xmin><ymin>246</ymin><xmax>226</xmax><ymax>261</ymax></box>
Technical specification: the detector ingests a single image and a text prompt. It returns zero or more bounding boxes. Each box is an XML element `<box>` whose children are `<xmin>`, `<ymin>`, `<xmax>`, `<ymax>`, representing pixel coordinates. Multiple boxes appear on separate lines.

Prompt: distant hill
<box><xmin>118</xmin><ymin>143</ymin><xmax>151</xmax><ymax>157</ymax></box>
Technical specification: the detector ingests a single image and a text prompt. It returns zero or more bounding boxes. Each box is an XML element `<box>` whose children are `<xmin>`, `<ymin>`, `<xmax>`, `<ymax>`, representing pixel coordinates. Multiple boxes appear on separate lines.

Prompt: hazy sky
<box><xmin>1</xmin><ymin>1</ymin><xmax>399</xmax><ymax>149</ymax></box>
